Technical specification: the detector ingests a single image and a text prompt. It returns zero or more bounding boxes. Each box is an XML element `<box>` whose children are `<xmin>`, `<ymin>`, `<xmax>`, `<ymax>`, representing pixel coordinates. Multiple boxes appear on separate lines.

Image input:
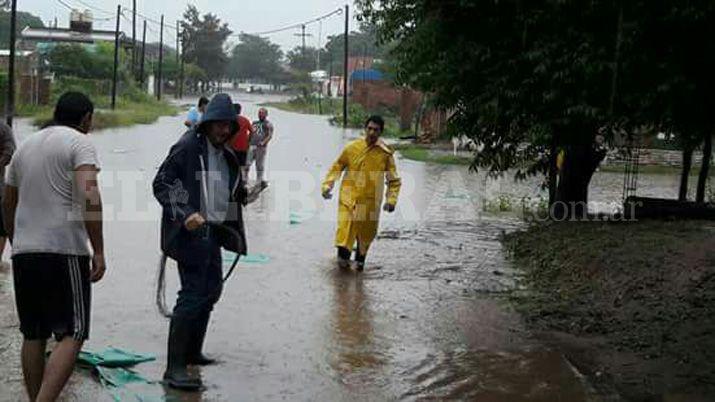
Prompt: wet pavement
<box><xmin>0</xmin><ymin>93</ymin><xmax>677</xmax><ymax>401</ymax></box>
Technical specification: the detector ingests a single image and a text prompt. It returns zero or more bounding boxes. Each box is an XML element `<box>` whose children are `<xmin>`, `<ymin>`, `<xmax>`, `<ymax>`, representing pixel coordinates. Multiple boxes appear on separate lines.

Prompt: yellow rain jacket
<box><xmin>322</xmin><ymin>138</ymin><xmax>402</xmax><ymax>255</ymax></box>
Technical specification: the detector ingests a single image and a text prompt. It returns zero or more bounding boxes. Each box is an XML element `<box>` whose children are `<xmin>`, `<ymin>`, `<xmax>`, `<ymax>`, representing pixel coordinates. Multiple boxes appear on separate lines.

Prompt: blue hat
<box><xmin>199</xmin><ymin>93</ymin><xmax>235</xmax><ymax>129</ymax></box>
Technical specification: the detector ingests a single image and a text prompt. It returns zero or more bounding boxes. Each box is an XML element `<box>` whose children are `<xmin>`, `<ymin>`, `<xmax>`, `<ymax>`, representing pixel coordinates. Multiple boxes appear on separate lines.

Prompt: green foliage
<box><xmin>358</xmin><ymin>0</ymin><xmax>625</xmax><ymax>180</ymax></box>
<box><xmin>46</xmin><ymin>43</ymin><xmax>128</xmax><ymax>80</ymax></box>
<box><xmin>0</xmin><ymin>10</ymin><xmax>43</xmax><ymax>44</ymax></box>
<box><xmin>51</xmin><ymin>77</ymin><xmax>111</xmax><ymax>103</ymax></box>
<box><xmin>180</xmin><ymin>5</ymin><xmax>232</xmax><ymax>83</ymax></box>
<box><xmin>323</xmin><ymin>24</ymin><xmax>389</xmax><ymax>75</ymax></box>
<box><xmin>358</xmin><ymin>0</ymin><xmax>715</xmax><ymax>210</ymax></box>
<box><xmin>331</xmin><ymin>102</ymin><xmax>371</xmax><ymax>128</ymax></box>
<box><xmin>228</xmin><ymin>34</ymin><xmax>283</xmax><ymax>83</ymax></box>
<box><xmin>263</xmin><ymin>96</ymin><xmax>341</xmax><ymax>116</ymax></box>
<box><xmin>392</xmin><ymin>144</ymin><xmax>472</xmax><ymax>165</ymax></box>
<box><xmin>286</xmin><ymin>46</ymin><xmax>325</xmax><ymax>73</ymax></box>
<box><xmin>22</xmin><ymin>76</ymin><xmax>176</xmax><ymax>130</ymax></box>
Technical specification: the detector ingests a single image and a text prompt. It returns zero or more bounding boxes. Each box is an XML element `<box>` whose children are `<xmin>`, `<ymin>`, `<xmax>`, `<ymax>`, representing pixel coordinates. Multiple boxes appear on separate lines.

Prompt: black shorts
<box><xmin>12</xmin><ymin>254</ymin><xmax>91</xmax><ymax>341</ymax></box>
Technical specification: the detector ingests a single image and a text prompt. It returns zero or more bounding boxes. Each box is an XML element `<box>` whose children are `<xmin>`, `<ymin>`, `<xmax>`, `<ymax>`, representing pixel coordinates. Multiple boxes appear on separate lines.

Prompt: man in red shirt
<box><xmin>231</xmin><ymin>103</ymin><xmax>254</xmax><ymax>168</ymax></box>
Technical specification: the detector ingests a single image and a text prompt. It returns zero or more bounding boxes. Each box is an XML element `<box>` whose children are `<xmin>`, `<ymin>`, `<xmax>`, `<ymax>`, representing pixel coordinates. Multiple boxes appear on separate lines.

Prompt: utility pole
<box><xmin>294</xmin><ymin>24</ymin><xmax>312</xmax><ymax>54</ymax></box>
<box><xmin>111</xmin><ymin>5</ymin><xmax>121</xmax><ymax>110</ymax></box>
<box><xmin>301</xmin><ymin>24</ymin><xmax>306</xmax><ymax>51</ymax></box>
<box><xmin>132</xmin><ymin>0</ymin><xmax>136</xmax><ymax>76</ymax></box>
<box><xmin>179</xmin><ymin>32</ymin><xmax>185</xmax><ymax>99</ymax></box>
<box><xmin>139</xmin><ymin>20</ymin><xmax>147</xmax><ymax>89</ymax></box>
<box><xmin>5</xmin><ymin>0</ymin><xmax>17</xmax><ymax>126</ymax></box>
<box><xmin>175</xmin><ymin>21</ymin><xmax>180</xmax><ymax>99</ymax></box>
<box><xmin>342</xmin><ymin>5</ymin><xmax>349</xmax><ymax>129</ymax></box>
<box><xmin>176</xmin><ymin>22</ymin><xmax>180</xmax><ymax>65</ymax></box>
<box><xmin>158</xmin><ymin>15</ymin><xmax>164</xmax><ymax>101</ymax></box>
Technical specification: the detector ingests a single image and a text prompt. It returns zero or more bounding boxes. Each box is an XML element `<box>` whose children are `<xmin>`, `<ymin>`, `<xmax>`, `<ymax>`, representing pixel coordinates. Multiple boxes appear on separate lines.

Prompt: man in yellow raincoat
<box><xmin>322</xmin><ymin>116</ymin><xmax>402</xmax><ymax>271</ymax></box>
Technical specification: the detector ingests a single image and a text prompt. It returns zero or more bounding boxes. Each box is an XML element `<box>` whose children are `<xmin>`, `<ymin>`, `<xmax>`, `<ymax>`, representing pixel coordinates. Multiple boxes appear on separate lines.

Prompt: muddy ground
<box><xmin>503</xmin><ymin>220</ymin><xmax>715</xmax><ymax>401</ymax></box>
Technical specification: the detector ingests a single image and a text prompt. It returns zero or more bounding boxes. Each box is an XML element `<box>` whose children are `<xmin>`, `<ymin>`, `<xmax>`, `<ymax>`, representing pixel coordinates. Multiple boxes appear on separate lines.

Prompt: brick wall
<box><xmin>352</xmin><ymin>81</ymin><xmax>423</xmax><ymax>130</ymax></box>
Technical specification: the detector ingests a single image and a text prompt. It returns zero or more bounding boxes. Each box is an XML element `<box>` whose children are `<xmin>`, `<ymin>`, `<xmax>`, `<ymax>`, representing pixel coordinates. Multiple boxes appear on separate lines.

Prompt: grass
<box><xmin>393</xmin><ymin>143</ymin><xmax>472</xmax><ymax>165</ymax></box>
<box><xmin>263</xmin><ymin>96</ymin><xmax>412</xmax><ymax>139</ymax></box>
<box><xmin>262</xmin><ymin>97</ymin><xmax>340</xmax><ymax>116</ymax></box>
<box><xmin>17</xmin><ymin>96</ymin><xmax>178</xmax><ymax>131</ymax></box>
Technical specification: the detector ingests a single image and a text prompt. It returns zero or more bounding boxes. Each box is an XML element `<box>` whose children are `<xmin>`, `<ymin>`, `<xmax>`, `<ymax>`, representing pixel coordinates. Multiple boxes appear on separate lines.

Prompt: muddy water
<box><xmin>0</xmin><ymin>93</ymin><xmax>672</xmax><ymax>401</ymax></box>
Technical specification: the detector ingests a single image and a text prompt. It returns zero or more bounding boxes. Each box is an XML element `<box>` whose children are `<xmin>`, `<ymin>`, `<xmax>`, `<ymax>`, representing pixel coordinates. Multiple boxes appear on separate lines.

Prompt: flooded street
<box><xmin>0</xmin><ymin>93</ymin><xmax>670</xmax><ymax>401</ymax></box>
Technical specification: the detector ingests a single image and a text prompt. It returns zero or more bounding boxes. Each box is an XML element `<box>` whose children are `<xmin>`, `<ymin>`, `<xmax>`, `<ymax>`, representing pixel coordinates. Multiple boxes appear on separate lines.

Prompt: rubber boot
<box><xmin>163</xmin><ymin>317</ymin><xmax>202</xmax><ymax>391</ymax></box>
<box><xmin>337</xmin><ymin>247</ymin><xmax>351</xmax><ymax>270</ymax></box>
<box><xmin>187</xmin><ymin>312</ymin><xmax>217</xmax><ymax>366</ymax></box>
<box><xmin>354</xmin><ymin>249</ymin><xmax>367</xmax><ymax>272</ymax></box>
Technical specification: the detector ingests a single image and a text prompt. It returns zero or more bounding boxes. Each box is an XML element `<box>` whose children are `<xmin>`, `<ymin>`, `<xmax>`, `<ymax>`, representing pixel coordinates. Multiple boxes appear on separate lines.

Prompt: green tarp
<box><xmin>222</xmin><ymin>252</ymin><xmax>271</xmax><ymax>266</ymax></box>
<box><xmin>289</xmin><ymin>211</ymin><xmax>313</xmax><ymax>225</ymax></box>
<box><xmin>77</xmin><ymin>348</ymin><xmax>167</xmax><ymax>402</ymax></box>
<box><xmin>78</xmin><ymin>348</ymin><xmax>155</xmax><ymax>368</ymax></box>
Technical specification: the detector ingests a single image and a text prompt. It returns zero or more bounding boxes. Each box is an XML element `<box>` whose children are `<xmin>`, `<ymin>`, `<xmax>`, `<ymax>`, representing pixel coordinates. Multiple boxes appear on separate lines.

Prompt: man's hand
<box><xmin>90</xmin><ymin>253</ymin><xmax>106</xmax><ymax>283</ymax></box>
<box><xmin>383</xmin><ymin>203</ymin><xmax>396</xmax><ymax>213</ymax></box>
<box><xmin>322</xmin><ymin>188</ymin><xmax>333</xmax><ymax>200</ymax></box>
<box><xmin>184</xmin><ymin>213</ymin><xmax>206</xmax><ymax>231</ymax></box>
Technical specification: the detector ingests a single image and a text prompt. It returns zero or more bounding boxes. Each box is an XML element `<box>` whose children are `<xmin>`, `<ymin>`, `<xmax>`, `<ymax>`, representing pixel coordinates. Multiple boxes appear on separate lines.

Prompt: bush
<box><xmin>331</xmin><ymin>102</ymin><xmax>371</xmax><ymax>128</ymax></box>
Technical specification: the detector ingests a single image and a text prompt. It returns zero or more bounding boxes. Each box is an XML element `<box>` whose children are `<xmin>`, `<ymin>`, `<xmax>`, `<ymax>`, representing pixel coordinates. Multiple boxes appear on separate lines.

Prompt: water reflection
<box><xmin>329</xmin><ymin>268</ymin><xmax>383</xmax><ymax>384</ymax></box>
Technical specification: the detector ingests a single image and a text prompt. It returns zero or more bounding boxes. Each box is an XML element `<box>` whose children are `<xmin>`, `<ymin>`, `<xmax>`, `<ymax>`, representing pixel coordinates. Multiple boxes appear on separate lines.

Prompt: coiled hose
<box><xmin>156</xmin><ymin>222</ymin><xmax>242</xmax><ymax>318</ymax></box>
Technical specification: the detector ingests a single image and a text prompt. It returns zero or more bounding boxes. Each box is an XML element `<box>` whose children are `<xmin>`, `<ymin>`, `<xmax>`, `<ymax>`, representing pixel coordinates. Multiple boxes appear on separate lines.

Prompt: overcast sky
<box><xmin>18</xmin><ymin>0</ymin><xmax>358</xmax><ymax>51</ymax></box>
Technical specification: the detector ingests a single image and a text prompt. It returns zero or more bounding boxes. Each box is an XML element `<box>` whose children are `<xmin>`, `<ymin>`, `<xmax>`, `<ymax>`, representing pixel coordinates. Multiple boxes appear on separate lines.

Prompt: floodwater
<box><xmin>0</xmin><ymin>92</ymin><xmax>680</xmax><ymax>401</ymax></box>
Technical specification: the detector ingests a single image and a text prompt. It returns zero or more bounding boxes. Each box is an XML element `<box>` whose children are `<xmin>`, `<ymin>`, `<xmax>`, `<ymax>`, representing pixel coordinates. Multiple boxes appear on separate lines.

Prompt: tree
<box><xmin>0</xmin><ymin>10</ymin><xmax>44</xmax><ymax>45</ymax></box>
<box><xmin>228</xmin><ymin>34</ymin><xmax>283</xmax><ymax>83</ymax></box>
<box><xmin>180</xmin><ymin>5</ymin><xmax>232</xmax><ymax>88</ymax></box>
<box><xmin>359</xmin><ymin>0</ymin><xmax>629</xmax><ymax>217</ymax></box>
<box><xmin>47</xmin><ymin>42</ymin><xmax>126</xmax><ymax>80</ymax></box>
<box><xmin>358</xmin><ymin>0</ymin><xmax>715</xmax><ymax>216</ymax></box>
<box><xmin>323</xmin><ymin>24</ymin><xmax>386</xmax><ymax>74</ymax></box>
<box><xmin>617</xmin><ymin>2</ymin><xmax>715</xmax><ymax>202</ymax></box>
<box><xmin>286</xmin><ymin>46</ymin><xmax>325</xmax><ymax>72</ymax></box>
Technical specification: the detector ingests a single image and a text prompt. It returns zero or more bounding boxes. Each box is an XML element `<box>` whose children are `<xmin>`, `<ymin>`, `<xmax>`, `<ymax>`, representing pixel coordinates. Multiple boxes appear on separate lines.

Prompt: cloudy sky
<box><xmin>18</xmin><ymin>0</ymin><xmax>358</xmax><ymax>51</ymax></box>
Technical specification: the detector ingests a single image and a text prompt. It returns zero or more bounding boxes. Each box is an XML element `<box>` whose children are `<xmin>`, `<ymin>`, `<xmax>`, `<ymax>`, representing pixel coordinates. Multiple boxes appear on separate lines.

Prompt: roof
<box><xmin>350</xmin><ymin>69</ymin><xmax>384</xmax><ymax>82</ymax></box>
<box><xmin>20</xmin><ymin>27</ymin><xmax>130</xmax><ymax>46</ymax></box>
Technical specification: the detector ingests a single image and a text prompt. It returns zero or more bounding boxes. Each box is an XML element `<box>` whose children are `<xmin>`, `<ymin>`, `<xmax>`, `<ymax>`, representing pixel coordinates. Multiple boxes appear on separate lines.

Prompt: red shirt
<box><xmin>232</xmin><ymin>115</ymin><xmax>252</xmax><ymax>152</ymax></box>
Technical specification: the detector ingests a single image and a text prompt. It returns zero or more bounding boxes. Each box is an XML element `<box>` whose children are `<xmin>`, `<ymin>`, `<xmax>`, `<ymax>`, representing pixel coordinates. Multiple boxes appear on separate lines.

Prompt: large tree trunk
<box><xmin>548</xmin><ymin>139</ymin><xmax>558</xmax><ymax>207</ymax></box>
<box><xmin>679</xmin><ymin>147</ymin><xmax>694</xmax><ymax>201</ymax></box>
<box><xmin>696</xmin><ymin>132</ymin><xmax>712</xmax><ymax>203</ymax></box>
<box><xmin>553</xmin><ymin>143</ymin><xmax>606</xmax><ymax>219</ymax></box>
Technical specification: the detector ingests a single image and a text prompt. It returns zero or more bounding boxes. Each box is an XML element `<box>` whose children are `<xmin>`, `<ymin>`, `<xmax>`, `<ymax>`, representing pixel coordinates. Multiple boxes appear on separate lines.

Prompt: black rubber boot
<box><xmin>187</xmin><ymin>312</ymin><xmax>217</xmax><ymax>366</ymax></box>
<box><xmin>354</xmin><ymin>249</ymin><xmax>367</xmax><ymax>272</ymax></box>
<box><xmin>337</xmin><ymin>247</ymin><xmax>351</xmax><ymax>270</ymax></box>
<box><xmin>164</xmin><ymin>317</ymin><xmax>202</xmax><ymax>391</ymax></box>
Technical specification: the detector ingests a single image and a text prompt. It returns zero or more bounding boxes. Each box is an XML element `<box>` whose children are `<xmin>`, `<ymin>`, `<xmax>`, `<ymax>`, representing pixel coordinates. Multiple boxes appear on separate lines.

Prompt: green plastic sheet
<box><xmin>222</xmin><ymin>251</ymin><xmax>271</xmax><ymax>266</ymax></box>
<box><xmin>78</xmin><ymin>348</ymin><xmax>155</xmax><ymax>368</ymax></box>
<box><xmin>76</xmin><ymin>348</ymin><xmax>166</xmax><ymax>401</ymax></box>
<box><xmin>289</xmin><ymin>211</ymin><xmax>314</xmax><ymax>225</ymax></box>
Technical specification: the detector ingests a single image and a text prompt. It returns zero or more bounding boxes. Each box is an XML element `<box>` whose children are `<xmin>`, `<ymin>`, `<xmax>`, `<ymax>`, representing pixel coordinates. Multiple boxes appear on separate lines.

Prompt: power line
<box><xmin>54</xmin><ymin>0</ymin><xmax>116</xmax><ymax>21</ymax></box>
<box><xmin>243</xmin><ymin>7</ymin><xmax>343</xmax><ymax>37</ymax></box>
<box><xmin>73</xmin><ymin>0</ymin><xmax>114</xmax><ymax>15</ymax></box>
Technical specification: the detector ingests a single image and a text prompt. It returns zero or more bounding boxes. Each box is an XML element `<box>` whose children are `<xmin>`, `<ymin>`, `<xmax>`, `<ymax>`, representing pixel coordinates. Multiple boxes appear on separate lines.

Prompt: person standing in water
<box><xmin>4</xmin><ymin>92</ymin><xmax>106</xmax><ymax>401</ymax></box>
<box><xmin>246</xmin><ymin>107</ymin><xmax>274</xmax><ymax>190</ymax></box>
<box><xmin>153</xmin><ymin>93</ymin><xmax>247</xmax><ymax>391</ymax></box>
<box><xmin>322</xmin><ymin>115</ymin><xmax>401</xmax><ymax>271</ymax></box>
